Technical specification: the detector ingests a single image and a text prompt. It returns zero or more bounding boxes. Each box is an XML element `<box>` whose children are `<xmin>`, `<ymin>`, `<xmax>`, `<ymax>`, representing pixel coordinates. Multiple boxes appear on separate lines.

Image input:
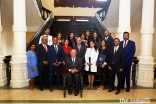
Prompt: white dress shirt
<box><xmin>39</xmin><ymin>34</ymin><xmax>53</xmax><ymax>46</ymax></box>
<box><xmin>114</xmin><ymin>45</ymin><xmax>119</xmax><ymax>52</ymax></box>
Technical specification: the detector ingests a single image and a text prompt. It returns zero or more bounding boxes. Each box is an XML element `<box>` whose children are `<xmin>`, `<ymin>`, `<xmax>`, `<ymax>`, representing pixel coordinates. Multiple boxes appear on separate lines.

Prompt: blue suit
<box><xmin>48</xmin><ymin>45</ymin><xmax>64</xmax><ymax>87</ymax></box>
<box><xmin>119</xmin><ymin>40</ymin><xmax>136</xmax><ymax>89</ymax></box>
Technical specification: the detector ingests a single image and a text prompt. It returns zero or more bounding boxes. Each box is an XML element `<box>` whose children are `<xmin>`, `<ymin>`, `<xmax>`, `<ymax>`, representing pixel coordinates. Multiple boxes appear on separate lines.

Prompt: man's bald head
<box><xmin>70</xmin><ymin>49</ymin><xmax>77</xmax><ymax>58</ymax></box>
<box><xmin>104</xmin><ymin>30</ymin><xmax>109</xmax><ymax>37</ymax></box>
<box><xmin>41</xmin><ymin>36</ymin><xmax>47</xmax><ymax>44</ymax></box>
<box><xmin>76</xmin><ymin>37</ymin><xmax>82</xmax><ymax>45</ymax></box>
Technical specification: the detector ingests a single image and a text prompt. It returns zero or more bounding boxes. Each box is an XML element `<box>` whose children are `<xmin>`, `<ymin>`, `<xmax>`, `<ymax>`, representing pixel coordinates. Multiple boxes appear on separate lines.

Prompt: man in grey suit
<box><xmin>66</xmin><ymin>49</ymin><xmax>82</xmax><ymax>96</ymax></box>
<box><xmin>102</xmin><ymin>30</ymin><xmax>114</xmax><ymax>48</ymax></box>
<box><xmin>73</xmin><ymin>37</ymin><xmax>86</xmax><ymax>72</ymax></box>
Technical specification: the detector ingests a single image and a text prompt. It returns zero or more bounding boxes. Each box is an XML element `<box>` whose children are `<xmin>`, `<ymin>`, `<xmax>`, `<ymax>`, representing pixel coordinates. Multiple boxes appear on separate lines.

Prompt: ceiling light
<box><xmin>76</xmin><ymin>20</ymin><xmax>89</xmax><ymax>21</ymax></box>
<box><xmin>58</xmin><ymin>19</ymin><xmax>70</xmax><ymax>21</ymax></box>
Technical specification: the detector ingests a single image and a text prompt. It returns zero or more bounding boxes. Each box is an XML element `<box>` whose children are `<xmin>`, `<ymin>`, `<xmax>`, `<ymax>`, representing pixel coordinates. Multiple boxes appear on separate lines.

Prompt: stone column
<box><xmin>115</xmin><ymin>0</ymin><xmax>132</xmax><ymax>87</ymax></box>
<box><xmin>10</xmin><ymin>0</ymin><xmax>29</xmax><ymax>88</ymax></box>
<box><xmin>117</xmin><ymin>0</ymin><xmax>131</xmax><ymax>40</ymax></box>
<box><xmin>0</xmin><ymin>0</ymin><xmax>7</xmax><ymax>86</ymax></box>
<box><xmin>136</xmin><ymin>0</ymin><xmax>155</xmax><ymax>87</ymax></box>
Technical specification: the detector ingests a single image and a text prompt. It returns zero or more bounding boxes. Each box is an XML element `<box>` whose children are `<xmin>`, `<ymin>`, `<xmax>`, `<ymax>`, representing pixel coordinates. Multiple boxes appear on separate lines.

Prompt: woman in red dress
<box><xmin>62</xmin><ymin>38</ymin><xmax>72</xmax><ymax>76</ymax></box>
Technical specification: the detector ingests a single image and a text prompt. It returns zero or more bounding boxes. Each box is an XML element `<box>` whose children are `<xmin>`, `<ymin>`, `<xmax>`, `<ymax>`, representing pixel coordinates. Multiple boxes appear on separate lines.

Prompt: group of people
<box><xmin>26</xmin><ymin>28</ymin><xmax>136</xmax><ymax>96</ymax></box>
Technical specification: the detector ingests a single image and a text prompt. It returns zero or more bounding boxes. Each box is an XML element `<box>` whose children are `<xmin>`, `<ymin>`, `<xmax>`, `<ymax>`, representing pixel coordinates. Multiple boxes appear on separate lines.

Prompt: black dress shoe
<box><xmin>115</xmin><ymin>90</ymin><xmax>120</xmax><ymax>95</ymax></box>
<box><xmin>126</xmin><ymin>88</ymin><xmax>130</xmax><ymax>92</ymax></box>
<box><xmin>68</xmin><ymin>89</ymin><xmax>72</xmax><ymax>95</ymax></box>
<box><xmin>108</xmin><ymin>88</ymin><xmax>114</xmax><ymax>92</ymax></box>
<box><xmin>39</xmin><ymin>87</ymin><xmax>44</xmax><ymax>91</ymax></box>
<box><xmin>74</xmin><ymin>90</ymin><xmax>79</xmax><ymax>96</ymax></box>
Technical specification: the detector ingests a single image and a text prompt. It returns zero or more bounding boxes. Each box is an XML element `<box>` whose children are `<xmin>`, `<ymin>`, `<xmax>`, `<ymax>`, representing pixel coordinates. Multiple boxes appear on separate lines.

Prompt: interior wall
<box><xmin>1</xmin><ymin>9</ymin><xmax>13</xmax><ymax>56</ymax></box>
<box><xmin>41</xmin><ymin>0</ymin><xmax>101</xmax><ymax>17</ymax></box>
<box><xmin>26</xmin><ymin>32</ymin><xmax>35</xmax><ymax>44</ymax></box>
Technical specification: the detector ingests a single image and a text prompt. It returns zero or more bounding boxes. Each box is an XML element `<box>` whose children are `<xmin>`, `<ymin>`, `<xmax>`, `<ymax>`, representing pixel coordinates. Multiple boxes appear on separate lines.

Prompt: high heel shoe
<box><xmin>100</xmin><ymin>85</ymin><xmax>104</xmax><ymax>90</ymax></box>
<box><xmin>87</xmin><ymin>84</ymin><xmax>91</xmax><ymax>89</ymax></box>
<box><xmin>90</xmin><ymin>84</ymin><xmax>93</xmax><ymax>89</ymax></box>
<box><xmin>98</xmin><ymin>85</ymin><xmax>101</xmax><ymax>90</ymax></box>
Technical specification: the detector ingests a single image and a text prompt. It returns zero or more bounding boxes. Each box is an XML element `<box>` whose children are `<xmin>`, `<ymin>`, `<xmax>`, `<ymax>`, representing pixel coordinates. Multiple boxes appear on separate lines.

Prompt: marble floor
<box><xmin>0</xmin><ymin>85</ymin><xmax>156</xmax><ymax>104</ymax></box>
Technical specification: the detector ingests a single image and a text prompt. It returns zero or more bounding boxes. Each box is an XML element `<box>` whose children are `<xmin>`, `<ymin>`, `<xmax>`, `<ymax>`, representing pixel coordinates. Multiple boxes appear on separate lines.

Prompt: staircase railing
<box><xmin>27</xmin><ymin>0</ymin><xmax>53</xmax><ymax>50</ymax></box>
<box><xmin>36</xmin><ymin>0</ymin><xmax>51</xmax><ymax>20</ymax></box>
<box><xmin>94</xmin><ymin>0</ymin><xmax>111</xmax><ymax>38</ymax></box>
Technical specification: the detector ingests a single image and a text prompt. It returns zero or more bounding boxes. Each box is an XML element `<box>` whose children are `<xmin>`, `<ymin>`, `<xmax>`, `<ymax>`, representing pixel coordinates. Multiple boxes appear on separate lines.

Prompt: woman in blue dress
<box><xmin>27</xmin><ymin>43</ymin><xmax>39</xmax><ymax>90</ymax></box>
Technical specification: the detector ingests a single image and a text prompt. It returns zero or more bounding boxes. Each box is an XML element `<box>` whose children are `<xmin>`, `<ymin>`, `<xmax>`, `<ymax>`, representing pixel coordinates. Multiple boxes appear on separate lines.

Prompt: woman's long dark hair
<box><xmin>89</xmin><ymin>40</ymin><xmax>97</xmax><ymax>52</ymax></box>
<box><xmin>63</xmin><ymin>38</ymin><xmax>69</xmax><ymax>45</ymax></box>
<box><xmin>100</xmin><ymin>39</ymin><xmax>107</xmax><ymax>48</ymax></box>
<box><xmin>28</xmin><ymin>43</ymin><xmax>36</xmax><ymax>51</ymax></box>
<box><xmin>68</xmin><ymin>32</ymin><xmax>75</xmax><ymax>41</ymax></box>
<box><xmin>93</xmin><ymin>31</ymin><xmax>99</xmax><ymax>42</ymax></box>
<box><xmin>80</xmin><ymin>33</ymin><xmax>86</xmax><ymax>40</ymax></box>
<box><xmin>57</xmin><ymin>32</ymin><xmax>62</xmax><ymax>40</ymax></box>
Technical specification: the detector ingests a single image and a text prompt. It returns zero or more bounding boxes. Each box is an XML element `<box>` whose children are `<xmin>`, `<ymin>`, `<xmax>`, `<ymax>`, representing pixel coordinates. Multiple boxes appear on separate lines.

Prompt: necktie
<box><xmin>54</xmin><ymin>45</ymin><xmax>58</xmax><ymax>53</ymax></box>
<box><xmin>124</xmin><ymin>40</ymin><xmax>127</xmax><ymax>48</ymax></box>
<box><xmin>46</xmin><ymin>36</ymin><xmax>48</xmax><ymax>44</ymax></box>
<box><xmin>114</xmin><ymin>48</ymin><xmax>117</xmax><ymax>54</ymax></box>
<box><xmin>44</xmin><ymin>44</ymin><xmax>47</xmax><ymax>52</ymax></box>
<box><xmin>72</xmin><ymin>58</ymin><xmax>75</xmax><ymax>66</ymax></box>
<box><xmin>78</xmin><ymin>46</ymin><xmax>81</xmax><ymax>52</ymax></box>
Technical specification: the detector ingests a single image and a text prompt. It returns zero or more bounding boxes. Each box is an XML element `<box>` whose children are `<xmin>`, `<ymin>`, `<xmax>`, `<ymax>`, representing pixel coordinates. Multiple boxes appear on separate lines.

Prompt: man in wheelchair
<box><xmin>65</xmin><ymin>49</ymin><xmax>82</xmax><ymax>96</ymax></box>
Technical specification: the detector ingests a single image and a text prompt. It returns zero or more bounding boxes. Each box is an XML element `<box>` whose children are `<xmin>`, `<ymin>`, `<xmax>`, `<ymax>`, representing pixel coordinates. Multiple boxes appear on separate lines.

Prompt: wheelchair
<box><xmin>63</xmin><ymin>72</ymin><xmax>83</xmax><ymax>98</ymax></box>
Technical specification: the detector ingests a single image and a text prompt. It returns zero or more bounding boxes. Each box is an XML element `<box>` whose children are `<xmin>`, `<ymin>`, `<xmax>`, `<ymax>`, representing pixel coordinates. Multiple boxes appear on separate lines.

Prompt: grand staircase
<box><xmin>27</xmin><ymin>0</ymin><xmax>111</xmax><ymax>49</ymax></box>
<box><xmin>51</xmin><ymin>21</ymin><xmax>96</xmax><ymax>38</ymax></box>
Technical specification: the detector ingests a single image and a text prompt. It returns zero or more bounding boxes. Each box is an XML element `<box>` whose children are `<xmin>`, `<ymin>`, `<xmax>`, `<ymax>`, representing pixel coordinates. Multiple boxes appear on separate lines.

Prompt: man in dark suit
<box><xmin>108</xmin><ymin>38</ymin><xmax>126</xmax><ymax>95</ymax></box>
<box><xmin>65</xmin><ymin>49</ymin><xmax>82</xmax><ymax>96</ymax></box>
<box><xmin>73</xmin><ymin>37</ymin><xmax>86</xmax><ymax>72</ymax></box>
<box><xmin>102</xmin><ymin>30</ymin><xmax>114</xmax><ymax>48</ymax></box>
<box><xmin>47</xmin><ymin>36</ymin><xmax>64</xmax><ymax>92</ymax></box>
<box><xmin>119</xmin><ymin>32</ymin><xmax>136</xmax><ymax>92</ymax></box>
<box><xmin>36</xmin><ymin>36</ymin><xmax>49</xmax><ymax>91</ymax></box>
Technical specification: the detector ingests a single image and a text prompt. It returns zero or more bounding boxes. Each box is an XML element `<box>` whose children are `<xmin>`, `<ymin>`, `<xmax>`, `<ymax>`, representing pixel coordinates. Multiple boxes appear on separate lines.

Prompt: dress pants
<box><xmin>49</xmin><ymin>65</ymin><xmax>62</xmax><ymax>87</ymax></box>
<box><xmin>38</xmin><ymin>65</ymin><xmax>49</xmax><ymax>87</ymax></box>
<box><xmin>110</xmin><ymin>65</ymin><xmax>122</xmax><ymax>91</ymax></box>
<box><xmin>98</xmin><ymin>66</ymin><xmax>106</xmax><ymax>85</ymax></box>
<box><xmin>66</xmin><ymin>72</ymin><xmax>79</xmax><ymax>90</ymax></box>
<box><xmin>122</xmin><ymin>62</ymin><xmax>131</xmax><ymax>89</ymax></box>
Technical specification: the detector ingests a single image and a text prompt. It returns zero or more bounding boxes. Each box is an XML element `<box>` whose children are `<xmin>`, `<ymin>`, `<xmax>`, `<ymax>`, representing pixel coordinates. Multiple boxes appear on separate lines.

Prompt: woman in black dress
<box><xmin>98</xmin><ymin>39</ymin><xmax>110</xmax><ymax>90</ymax></box>
<box><xmin>68</xmin><ymin>32</ymin><xmax>76</xmax><ymax>47</ymax></box>
<box><xmin>80</xmin><ymin>33</ymin><xmax>87</xmax><ymax>47</ymax></box>
<box><xmin>57</xmin><ymin>32</ymin><xmax>63</xmax><ymax>45</ymax></box>
<box><xmin>93</xmin><ymin>31</ymin><xmax>101</xmax><ymax>48</ymax></box>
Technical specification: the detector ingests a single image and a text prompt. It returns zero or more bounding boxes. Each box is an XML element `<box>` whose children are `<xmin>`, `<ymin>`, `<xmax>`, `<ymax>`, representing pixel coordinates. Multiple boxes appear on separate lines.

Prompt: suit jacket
<box><xmin>36</xmin><ymin>44</ymin><xmax>49</xmax><ymax>66</ymax></box>
<box><xmin>119</xmin><ymin>40</ymin><xmax>136</xmax><ymax>66</ymax></box>
<box><xmin>72</xmin><ymin>45</ymin><xmax>86</xmax><ymax>63</ymax></box>
<box><xmin>47</xmin><ymin>45</ymin><xmax>64</xmax><ymax>66</ymax></box>
<box><xmin>65</xmin><ymin>57</ymin><xmax>82</xmax><ymax>73</ymax></box>
<box><xmin>102</xmin><ymin>36</ymin><xmax>114</xmax><ymax>48</ymax></box>
<box><xmin>109</xmin><ymin>46</ymin><xmax>126</xmax><ymax>70</ymax></box>
<box><xmin>39</xmin><ymin>35</ymin><xmax>53</xmax><ymax>46</ymax></box>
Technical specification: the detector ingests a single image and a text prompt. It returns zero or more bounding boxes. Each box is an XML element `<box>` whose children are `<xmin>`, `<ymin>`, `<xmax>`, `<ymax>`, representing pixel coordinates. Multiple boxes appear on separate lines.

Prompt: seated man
<box><xmin>65</xmin><ymin>49</ymin><xmax>82</xmax><ymax>96</ymax></box>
